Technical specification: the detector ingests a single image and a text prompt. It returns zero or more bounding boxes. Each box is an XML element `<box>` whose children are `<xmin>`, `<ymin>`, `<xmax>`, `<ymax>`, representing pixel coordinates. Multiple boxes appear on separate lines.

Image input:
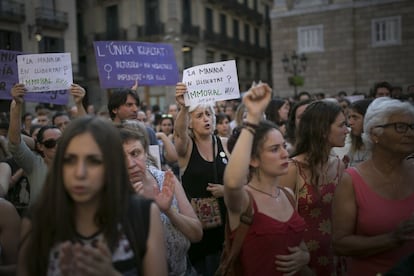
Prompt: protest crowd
<box><xmin>0</xmin><ymin>48</ymin><xmax>414</xmax><ymax>276</ymax></box>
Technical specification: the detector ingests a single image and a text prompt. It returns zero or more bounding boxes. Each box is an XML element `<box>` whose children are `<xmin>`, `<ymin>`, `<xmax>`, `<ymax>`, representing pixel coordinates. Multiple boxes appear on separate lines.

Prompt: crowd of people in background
<box><xmin>0</xmin><ymin>79</ymin><xmax>413</xmax><ymax>275</ymax></box>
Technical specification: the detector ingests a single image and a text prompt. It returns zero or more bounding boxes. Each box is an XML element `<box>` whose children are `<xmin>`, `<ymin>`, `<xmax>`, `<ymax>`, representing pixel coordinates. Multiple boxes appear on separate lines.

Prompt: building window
<box><xmin>39</xmin><ymin>36</ymin><xmax>64</xmax><ymax>53</ymax></box>
<box><xmin>206</xmin><ymin>50</ymin><xmax>215</xmax><ymax>63</ymax></box>
<box><xmin>183</xmin><ymin>0</ymin><xmax>191</xmax><ymax>26</ymax></box>
<box><xmin>245</xmin><ymin>59</ymin><xmax>251</xmax><ymax>77</ymax></box>
<box><xmin>255</xmin><ymin>61</ymin><xmax>261</xmax><ymax>80</ymax></box>
<box><xmin>220</xmin><ymin>53</ymin><xmax>228</xmax><ymax>61</ymax></box>
<box><xmin>220</xmin><ymin>13</ymin><xmax>226</xmax><ymax>36</ymax></box>
<box><xmin>297</xmin><ymin>24</ymin><xmax>324</xmax><ymax>53</ymax></box>
<box><xmin>244</xmin><ymin>24</ymin><xmax>250</xmax><ymax>44</ymax></box>
<box><xmin>106</xmin><ymin>5</ymin><xmax>119</xmax><ymax>39</ymax></box>
<box><xmin>205</xmin><ymin>8</ymin><xmax>213</xmax><ymax>32</ymax></box>
<box><xmin>183</xmin><ymin>46</ymin><xmax>193</xmax><ymax>69</ymax></box>
<box><xmin>254</xmin><ymin>28</ymin><xmax>259</xmax><ymax>46</ymax></box>
<box><xmin>372</xmin><ymin>16</ymin><xmax>401</xmax><ymax>47</ymax></box>
<box><xmin>0</xmin><ymin>30</ymin><xmax>22</xmax><ymax>50</ymax></box>
<box><xmin>233</xmin><ymin>19</ymin><xmax>239</xmax><ymax>41</ymax></box>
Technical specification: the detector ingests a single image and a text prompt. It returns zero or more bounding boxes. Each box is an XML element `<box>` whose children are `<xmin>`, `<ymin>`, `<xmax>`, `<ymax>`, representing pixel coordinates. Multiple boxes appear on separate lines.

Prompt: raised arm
<box><xmin>332</xmin><ymin>172</ymin><xmax>407</xmax><ymax>257</ymax></box>
<box><xmin>70</xmin><ymin>84</ymin><xmax>87</xmax><ymax>117</ymax></box>
<box><xmin>224</xmin><ymin>83</ymin><xmax>272</xmax><ymax>215</ymax></box>
<box><xmin>173</xmin><ymin>83</ymin><xmax>191</xmax><ymax>157</ymax></box>
<box><xmin>156</xmin><ymin>132</ymin><xmax>178</xmax><ymax>163</ymax></box>
<box><xmin>8</xmin><ymin>84</ymin><xmax>26</xmax><ymax>145</ymax></box>
<box><xmin>164</xmin><ymin>174</ymin><xmax>203</xmax><ymax>242</ymax></box>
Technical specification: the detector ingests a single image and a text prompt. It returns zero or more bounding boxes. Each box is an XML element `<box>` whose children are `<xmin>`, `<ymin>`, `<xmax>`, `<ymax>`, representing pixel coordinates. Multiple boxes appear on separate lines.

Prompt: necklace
<box><xmin>248</xmin><ymin>184</ymin><xmax>281</xmax><ymax>199</ymax></box>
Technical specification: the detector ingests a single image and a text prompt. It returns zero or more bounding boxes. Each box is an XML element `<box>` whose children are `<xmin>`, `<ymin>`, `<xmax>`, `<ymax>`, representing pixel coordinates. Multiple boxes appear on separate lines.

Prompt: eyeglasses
<box><xmin>161</xmin><ymin>114</ymin><xmax>173</xmax><ymax>118</ymax></box>
<box><xmin>374</xmin><ymin>122</ymin><xmax>414</xmax><ymax>134</ymax></box>
<box><xmin>42</xmin><ymin>138</ymin><xmax>60</xmax><ymax>149</ymax></box>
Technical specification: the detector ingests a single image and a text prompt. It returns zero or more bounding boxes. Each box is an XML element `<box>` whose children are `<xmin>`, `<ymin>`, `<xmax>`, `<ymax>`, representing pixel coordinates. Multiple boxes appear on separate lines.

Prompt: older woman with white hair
<box><xmin>174</xmin><ymin>83</ymin><xmax>229</xmax><ymax>276</ymax></box>
<box><xmin>332</xmin><ymin>97</ymin><xmax>414</xmax><ymax>275</ymax></box>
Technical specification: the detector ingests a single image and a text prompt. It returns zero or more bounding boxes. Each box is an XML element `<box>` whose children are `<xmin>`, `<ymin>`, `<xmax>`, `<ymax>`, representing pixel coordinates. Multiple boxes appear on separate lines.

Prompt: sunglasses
<box><xmin>161</xmin><ymin>114</ymin><xmax>173</xmax><ymax>118</ymax></box>
<box><xmin>42</xmin><ymin>138</ymin><xmax>60</xmax><ymax>149</ymax></box>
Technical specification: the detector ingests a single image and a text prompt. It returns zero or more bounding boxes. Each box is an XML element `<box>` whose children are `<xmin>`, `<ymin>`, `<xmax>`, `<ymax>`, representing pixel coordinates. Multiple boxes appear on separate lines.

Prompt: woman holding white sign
<box><xmin>174</xmin><ymin>82</ymin><xmax>229</xmax><ymax>276</ymax></box>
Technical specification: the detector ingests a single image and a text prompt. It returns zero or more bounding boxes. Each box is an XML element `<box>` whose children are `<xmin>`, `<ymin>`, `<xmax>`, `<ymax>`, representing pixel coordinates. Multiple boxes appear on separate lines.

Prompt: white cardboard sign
<box><xmin>17</xmin><ymin>53</ymin><xmax>73</xmax><ymax>92</ymax></box>
<box><xmin>182</xmin><ymin>60</ymin><xmax>240</xmax><ymax>106</ymax></box>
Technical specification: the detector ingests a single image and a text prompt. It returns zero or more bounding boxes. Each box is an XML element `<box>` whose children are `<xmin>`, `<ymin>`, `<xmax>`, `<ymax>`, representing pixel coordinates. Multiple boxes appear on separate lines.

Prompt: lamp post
<box><xmin>281</xmin><ymin>51</ymin><xmax>307</xmax><ymax>97</ymax></box>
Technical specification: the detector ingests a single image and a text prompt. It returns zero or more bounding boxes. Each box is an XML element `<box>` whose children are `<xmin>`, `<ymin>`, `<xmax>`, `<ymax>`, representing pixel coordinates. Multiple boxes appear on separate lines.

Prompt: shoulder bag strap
<box><xmin>224</xmin><ymin>191</ymin><xmax>254</xmax><ymax>265</ymax></box>
<box><xmin>212</xmin><ymin>135</ymin><xmax>218</xmax><ymax>183</ymax></box>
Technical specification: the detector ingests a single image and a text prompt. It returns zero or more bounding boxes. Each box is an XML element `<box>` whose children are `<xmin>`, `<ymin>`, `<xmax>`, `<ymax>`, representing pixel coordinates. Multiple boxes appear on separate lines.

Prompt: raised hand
<box><xmin>131</xmin><ymin>79</ymin><xmax>139</xmax><ymax>91</ymax></box>
<box><xmin>154</xmin><ymin>170</ymin><xmax>175</xmax><ymax>212</ymax></box>
<box><xmin>70</xmin><ymin>84</ymin><xmax>86</xmax><ymax>105</ymax></box>
<box><xmin>242</xmin><ymin>82</ymin><xmax>272</xmax><ymax>120</ymax></box>
<box><xmin>11</xmin><ymin>83</ymin><xmax>26</xmax><ymax>104</ymax></box>
<box><xmin>175</xmin><ymin>82</ymin><xmax>187</xmax><ymax>107</ymax></box>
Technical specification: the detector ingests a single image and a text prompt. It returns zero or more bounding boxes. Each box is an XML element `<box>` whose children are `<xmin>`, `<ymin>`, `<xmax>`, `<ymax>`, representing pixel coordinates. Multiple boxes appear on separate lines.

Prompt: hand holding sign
<box><xmin>11</xmin><ymin>83</ymin><xmax>27</xmax><ymax>104</ymax></box>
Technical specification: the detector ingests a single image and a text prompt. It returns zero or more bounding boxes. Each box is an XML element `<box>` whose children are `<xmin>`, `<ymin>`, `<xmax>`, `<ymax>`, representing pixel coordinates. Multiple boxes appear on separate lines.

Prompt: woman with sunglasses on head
<box><xmin>17</xmin><ymin>116</ymin><xmax>167</xmax><ymax>276</ymax></box>
<box><xmin>332</xmin><ymin>97</ymin><xmax>414</xmax><ymax>275</ymax></box>
<box><xmin>8</xmin><ymin>83</ymin><xmax>86</xmax><ymax>206</ymax></box>
<box><xmin>8</xmin><ymin>84</ymin><xmax>62</xmax><ymax>206</ymax></box>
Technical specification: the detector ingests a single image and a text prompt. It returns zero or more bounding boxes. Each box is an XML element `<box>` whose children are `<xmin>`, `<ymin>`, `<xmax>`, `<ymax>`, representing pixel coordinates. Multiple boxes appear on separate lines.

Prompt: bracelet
<box><xmin>242</xmin><ymin>125</ymin><xmax>256</xmax><ymax>135</ymax></box>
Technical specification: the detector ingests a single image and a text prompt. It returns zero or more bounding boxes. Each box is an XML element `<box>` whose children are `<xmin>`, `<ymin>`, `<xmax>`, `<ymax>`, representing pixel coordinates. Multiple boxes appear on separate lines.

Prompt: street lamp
<box><xmin>281</xmin><ymin>51</ymin><xmax>307</xmax><ymax>97</ymax></box>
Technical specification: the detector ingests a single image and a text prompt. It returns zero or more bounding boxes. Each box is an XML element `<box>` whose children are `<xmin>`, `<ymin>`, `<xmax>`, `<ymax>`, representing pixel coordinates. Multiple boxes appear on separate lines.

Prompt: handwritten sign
<box><xmin>93</xmin><ymin>41</ymin><xmax>179</xmax><ymax>88</ymax></box>
<box><xmin>0</xmin><ymin>49</ymin><xmax>69</xmax><ymax>104</ymax></box>
<box><xmin>182</xmin><ymin>60</ymin><xmax>240</xmax><ymax>106</ymax></box>
<box><xmin>17</xmin><ymin>53</ymin><xmax>72</xmax><ymax>92</ymax></box>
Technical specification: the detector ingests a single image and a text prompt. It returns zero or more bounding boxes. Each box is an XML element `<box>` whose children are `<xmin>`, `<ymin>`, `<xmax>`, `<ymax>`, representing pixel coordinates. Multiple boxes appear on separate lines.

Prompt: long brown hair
<box><xmin>23</xmin><ymin>116</ymin><xmax>133</xmax><ymax>274</ymax></box>
<box><xmin>293</xmin><ymin>101</ymin><xmax>342</xmax><ymax>187</ymax></box>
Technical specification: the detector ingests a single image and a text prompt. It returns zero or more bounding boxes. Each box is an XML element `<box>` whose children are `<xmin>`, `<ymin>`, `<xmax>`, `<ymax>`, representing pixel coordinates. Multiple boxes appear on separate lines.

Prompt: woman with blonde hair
<box><xmin>174</xmin><ymin>83</ymin><xmax>229</xmax><ymax>275</ymax></box>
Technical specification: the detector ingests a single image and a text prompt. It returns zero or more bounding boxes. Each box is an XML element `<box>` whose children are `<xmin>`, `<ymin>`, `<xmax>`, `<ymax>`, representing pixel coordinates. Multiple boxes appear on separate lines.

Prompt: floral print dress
<box><xmin>294</xmin><ymin>158</ymin><xmax>341</xmax><ymax>276</ymax></box>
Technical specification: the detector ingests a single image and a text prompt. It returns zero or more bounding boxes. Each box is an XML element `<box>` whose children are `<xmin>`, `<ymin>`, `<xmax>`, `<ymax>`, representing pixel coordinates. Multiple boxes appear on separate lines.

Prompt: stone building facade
<box><xmin>271</xmin><ymin>0</ymin><xmax>414</xmax><ymax>98</ymax></box>
<box><xmin>77</xmin><ymin>0</ymin><xmax>273</xmax><ymax>111</ymax></box>
<box><xmin>0</xmin><ymin>0</ymin><xmax>272</xmax><ymax>112</ymax></box>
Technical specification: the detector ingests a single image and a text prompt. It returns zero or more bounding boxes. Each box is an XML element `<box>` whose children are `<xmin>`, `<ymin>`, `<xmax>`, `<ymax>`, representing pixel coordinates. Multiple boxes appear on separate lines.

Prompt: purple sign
<box><xmin>0</xmin><ymin>49</ymin><xmax>69</xmax><ymax>105</ymax></box>
<box><xmin>93</xmin><ymin>41</ymin><xmax>179</xmax><ymax>88</ymax></box>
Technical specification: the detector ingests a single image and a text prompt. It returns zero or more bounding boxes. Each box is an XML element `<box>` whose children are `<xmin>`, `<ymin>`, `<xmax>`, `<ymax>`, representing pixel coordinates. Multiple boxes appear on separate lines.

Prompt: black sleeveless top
<box><xmin>181</xmin><ymin>135</ymin><xmax>228</xmax><ymax>261</ymax></box>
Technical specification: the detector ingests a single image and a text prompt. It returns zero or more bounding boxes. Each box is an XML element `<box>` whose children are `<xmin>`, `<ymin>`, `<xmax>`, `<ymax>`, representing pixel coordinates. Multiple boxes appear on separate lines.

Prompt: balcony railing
<box><xmin>94</xmin><ymin>29</ymin><xmax>127</xmax><ymax>41</ymax></box>
<box><xmin>35</xmin><ymin>7</ymin><xmax>68</xmax><ymax>30</ymax></box>
<box><xmin>181</xmin><ymin>24</ymin><xmax>200</xmax><ymax>42</ymax></box>
<box><xmin>0</xmin><ymin>0</ymin><xmax>25</xmax><ymax>23</ymax></box>
<box><xmin>206</xmin><ymin>0</ymin><xmax>263</xmax><ymax>25</ymax></box>
<box><xmin>137</xmin><ymin>23</ymin><xmax>165</xmax><ymax>40</ymax></box>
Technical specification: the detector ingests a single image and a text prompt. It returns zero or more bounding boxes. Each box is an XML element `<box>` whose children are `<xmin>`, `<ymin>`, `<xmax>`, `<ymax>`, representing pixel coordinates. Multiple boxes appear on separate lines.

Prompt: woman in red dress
<box><xmin>224</xmin><ymin>83</ymin><xmax>310</xmax><ymax>275</ymax></box>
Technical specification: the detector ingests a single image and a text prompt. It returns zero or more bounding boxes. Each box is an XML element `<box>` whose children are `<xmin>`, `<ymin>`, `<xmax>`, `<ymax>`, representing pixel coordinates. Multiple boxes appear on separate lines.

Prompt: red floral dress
<box><xmin>294</xmin><ymin>158</ymin><xmax>341</xmax><ymax>276</ymax></box>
